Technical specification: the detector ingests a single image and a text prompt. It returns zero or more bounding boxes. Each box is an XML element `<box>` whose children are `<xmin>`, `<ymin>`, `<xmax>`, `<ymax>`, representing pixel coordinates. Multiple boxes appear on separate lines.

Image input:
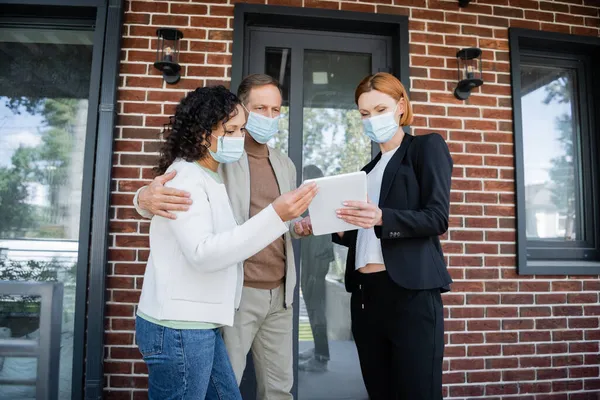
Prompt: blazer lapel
<box><xmin>378</xmin><ymin>134</ymin><xmax>413</xmax><ymax>206</ymax></box>
<box><xmin>268</xmin><ymin>148</ymin><xmax>290</xmax><ymax>195</ymax></box>
<box><xmin>362</xmin><ymin>153</ymin><xmax>381</xmax><ymax>174</ymax></box>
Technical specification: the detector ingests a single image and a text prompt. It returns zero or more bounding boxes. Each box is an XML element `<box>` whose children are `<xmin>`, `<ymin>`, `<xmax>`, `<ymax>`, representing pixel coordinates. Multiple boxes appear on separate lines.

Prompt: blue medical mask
<box><xmin>243</xmin><ymin>105</ymin><xmax>280</xmax><ymax>144</ymax></box>
<box><xmin>362</xmin><ymin>105</ymin><xmax>400</xmax><ymax>143</ymax></box>
<box><xmin>209</xmin><ymin>134</ymin><xmax>245</xmax><ymax>164</ymax></box>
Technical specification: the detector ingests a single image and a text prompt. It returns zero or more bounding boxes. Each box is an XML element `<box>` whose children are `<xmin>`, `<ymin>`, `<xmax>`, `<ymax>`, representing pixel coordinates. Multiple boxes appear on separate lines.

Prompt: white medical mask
<box><xmin>243</xmin><ymin>105</ymin><xmax>280</xmax><ymax>144</ymax></box>
<box><xmin>209</xmin><ymin>134</ymin><xmax>245</xmax><ymax>164</ymax></box>
<box><xmin>362</xmin><ymin>105</ymin><xmax>400</xmax><ymax>143</ymax></box>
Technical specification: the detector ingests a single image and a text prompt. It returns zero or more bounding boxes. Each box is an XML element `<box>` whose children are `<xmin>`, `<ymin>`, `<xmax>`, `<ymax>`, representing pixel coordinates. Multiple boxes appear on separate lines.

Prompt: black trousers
<box><xmin>350</xmin><ymin>271</ymin><xmax>444</xmax><ymax>400</ymax></box>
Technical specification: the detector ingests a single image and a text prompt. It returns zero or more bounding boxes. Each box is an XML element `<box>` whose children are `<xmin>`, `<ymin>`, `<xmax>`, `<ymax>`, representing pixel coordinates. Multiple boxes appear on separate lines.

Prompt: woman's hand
<box><xmin>336</xmin><ymin>200</ymin><xmax>382</xmax><ymax>229</ymax></box>
<box><xmin>294</xmin><ymin>216</ymin><xmax>313</xmax><ymax>237</ymax></box>
<box><xmin>273</xmin><ymin>183</ymin><xmax>318</xmax><ymax>222</ymax></box>
<box><xmin>139</xmin><ymin>170</ymin><xmax>192</xmax><ymax>220</ymax></box>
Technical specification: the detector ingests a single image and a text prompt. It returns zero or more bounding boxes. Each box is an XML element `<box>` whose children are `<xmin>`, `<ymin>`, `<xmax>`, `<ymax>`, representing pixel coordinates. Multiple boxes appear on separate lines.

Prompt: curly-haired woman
<box><xmin>135</xmin><ymin>86</ymin><xmax>317</xmax><ymax>399</ymax></box>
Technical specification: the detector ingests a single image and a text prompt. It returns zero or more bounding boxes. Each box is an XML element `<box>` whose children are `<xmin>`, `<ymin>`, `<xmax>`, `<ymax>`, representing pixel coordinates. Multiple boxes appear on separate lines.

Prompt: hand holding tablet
<box><xmin>303</xmin><ymin>171</ymin><xmax>368</xmax><ymax>236</ymax></box>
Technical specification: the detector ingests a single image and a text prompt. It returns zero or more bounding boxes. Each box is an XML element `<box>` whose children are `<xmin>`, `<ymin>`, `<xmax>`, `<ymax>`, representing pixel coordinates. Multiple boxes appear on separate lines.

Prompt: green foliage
<box><xmin>544</xmin><ymin>73</ymin><xmax>576</xmax><ymax>239</ymax></box>
<box><xmin>0</xmin><ymin>258</ymin><xmax>75</xmax><ymax>304</ymax></box>
<box><xmin>1</xmin><ymin>98</ymin><xmax>78</xmax><ymax>239</ymax></box>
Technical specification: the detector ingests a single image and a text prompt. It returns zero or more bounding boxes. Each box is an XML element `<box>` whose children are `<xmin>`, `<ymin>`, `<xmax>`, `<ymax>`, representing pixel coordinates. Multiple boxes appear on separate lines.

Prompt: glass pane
<box><xmin>265</xmin><ymin>47</ymin><xmax>291</xmax><ymax>154</ymax></box>
<box><xmin>0</xmin><ymin>293</ymin><xmax>40</xmax><ymax>400</ymax></box>
<box><xmin>520</xmin><ymin>64</ymin><xmax>582</xmax><ymax>241</ymax></box>
<box><xmin>0</xmin><ymin>25</ymin><xmax>94</xmax><ymax>399</ymax></box>
<box><xmin>298</xmin><ymin>50</ymin><xmax>371</xmax><ymax>400</ymax></box>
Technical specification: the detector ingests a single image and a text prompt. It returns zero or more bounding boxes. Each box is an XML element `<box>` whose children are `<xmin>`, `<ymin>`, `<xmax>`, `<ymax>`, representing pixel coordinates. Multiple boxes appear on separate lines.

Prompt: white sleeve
<box><xmin>166</xmin><ymin>172</ymin><xmax>288</xmax><ymax>272</ymax></box>
<box><xmin>133</xmin><ymin>186</ymin><xmax>154</xmax><ymax>219</ymax></box>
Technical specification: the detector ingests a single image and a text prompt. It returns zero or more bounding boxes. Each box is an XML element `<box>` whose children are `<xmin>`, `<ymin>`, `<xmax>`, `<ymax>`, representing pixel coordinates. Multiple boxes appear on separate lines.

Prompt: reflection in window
<box><xmin>265</xmin><ymin>47</ymin><xmax>291</xmax><ymax>154</ymax></box>
<box><xmin>298</xmin><ymin>49</ymin><xmax>370</xmax><ymax>399</ymax></box>
<box><xmin>0</xmin><ymin>26</ymin><xmax>93</xmax><ymax>399</ymax></box>
<box><xmin>520</xmin><ymin>66</ymin><xmax>580</xmax><ymax>241</ymax></box>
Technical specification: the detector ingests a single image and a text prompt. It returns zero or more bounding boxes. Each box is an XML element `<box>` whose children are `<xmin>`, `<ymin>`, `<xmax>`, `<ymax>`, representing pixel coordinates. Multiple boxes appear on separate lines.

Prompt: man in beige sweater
<box><xmin>133</xmin><ymin>74</ymin><xmax>311</xmax><ymax>400</ymax></box>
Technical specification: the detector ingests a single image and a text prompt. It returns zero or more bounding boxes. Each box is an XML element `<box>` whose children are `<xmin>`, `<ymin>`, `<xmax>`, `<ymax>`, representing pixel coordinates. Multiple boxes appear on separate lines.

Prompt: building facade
<box><xmin>0</xmin><ymin>0</ymin><xmax>599</xmax><ymax>399</ymax></box>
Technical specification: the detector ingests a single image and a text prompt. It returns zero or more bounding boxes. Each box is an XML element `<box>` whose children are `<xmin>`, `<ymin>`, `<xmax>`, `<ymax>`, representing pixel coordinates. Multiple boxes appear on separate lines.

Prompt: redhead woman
<box><xmin>334</xmin><ymin>73</ymin><xmax>453</xmax><ymax>399</ymax></box>
<box><xmin>135</xmin><ymin>86</ymin><xmax>316</xmax><ymax>399</ymax></box>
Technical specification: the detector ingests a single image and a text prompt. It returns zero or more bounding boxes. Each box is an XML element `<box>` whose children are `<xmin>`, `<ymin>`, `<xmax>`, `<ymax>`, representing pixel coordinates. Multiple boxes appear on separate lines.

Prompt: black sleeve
<box><xmin>332</xmin><ymin>230</ymin><xmax>357</xmax><ymax>247</ymax></box>
<box><xmin>374</xmin><ymin>133</ymin><xmax>453</xmax><ymax>240</ymax></box>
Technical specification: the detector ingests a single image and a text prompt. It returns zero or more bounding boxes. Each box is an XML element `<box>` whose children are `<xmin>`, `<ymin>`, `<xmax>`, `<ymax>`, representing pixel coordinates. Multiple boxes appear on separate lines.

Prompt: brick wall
<box><xmin>105</xmin><ymin>0</ymin><xmax>600</xmax><ymax>398</ymax></box>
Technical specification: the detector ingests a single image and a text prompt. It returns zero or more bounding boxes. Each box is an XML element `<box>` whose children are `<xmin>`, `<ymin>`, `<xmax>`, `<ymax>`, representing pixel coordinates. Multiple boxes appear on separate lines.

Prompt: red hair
<box><xmin>355</xmin><ymin>73</ymin><xmax>414</xmax><ymax>126</ymax></box>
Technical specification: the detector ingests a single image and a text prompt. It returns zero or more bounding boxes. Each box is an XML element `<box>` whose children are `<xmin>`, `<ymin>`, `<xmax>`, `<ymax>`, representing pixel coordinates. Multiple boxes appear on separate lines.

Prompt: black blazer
<box><xmin>333</xmin><ymin>133</ymin><xmax>453</xmax><ymax>293</ymax></box>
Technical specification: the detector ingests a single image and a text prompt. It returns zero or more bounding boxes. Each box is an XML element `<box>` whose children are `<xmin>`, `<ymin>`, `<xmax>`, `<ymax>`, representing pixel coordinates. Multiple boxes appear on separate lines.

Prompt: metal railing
<box><xmin>0</xmin><ymin>281</ymin><xmax>63</xmax><ymax>400</ymax></box>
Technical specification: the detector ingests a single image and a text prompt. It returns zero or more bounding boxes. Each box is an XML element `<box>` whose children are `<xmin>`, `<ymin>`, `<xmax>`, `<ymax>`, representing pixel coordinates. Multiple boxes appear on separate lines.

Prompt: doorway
<box><xmin>248</xmin><ymin>27</ymin><xmax>390</xmax><ymax>400</ymax></box>
<box><xmin>0</xmin><ymin>1</ymin><xmax>122</xmax><ymax>398</ymax></box>
<box><xmin>233</xmin><ymin>5</ymin><xmax>408</xmax><ymax>399</ymax></box>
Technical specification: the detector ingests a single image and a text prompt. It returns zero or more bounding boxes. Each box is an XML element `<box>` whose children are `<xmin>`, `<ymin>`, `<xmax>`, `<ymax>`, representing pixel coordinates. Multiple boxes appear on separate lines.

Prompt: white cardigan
<box><xmin>137</xmin><ymin>159</ymin><xmax>288</xmax><ymax>327</ymax></box>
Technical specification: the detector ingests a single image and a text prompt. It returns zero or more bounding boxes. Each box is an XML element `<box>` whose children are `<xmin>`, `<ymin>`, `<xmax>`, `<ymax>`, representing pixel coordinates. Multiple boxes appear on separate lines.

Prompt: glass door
<box><xmin>246</xmin><ymin>28</ymin><xmax>391</xmax><ymax>400</ymax></box>
<box><xmin>0</xmin><ymin>7</ymin><xmax>101</xmax><ymax>399</ymax></box>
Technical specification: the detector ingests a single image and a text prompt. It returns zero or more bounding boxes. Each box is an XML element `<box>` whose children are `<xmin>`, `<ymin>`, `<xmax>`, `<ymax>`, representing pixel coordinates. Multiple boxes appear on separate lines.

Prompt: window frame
<box><xmin>510</xmin><ymin>28</ymin><xmax>600</xmax><ymax>275</ymax></box>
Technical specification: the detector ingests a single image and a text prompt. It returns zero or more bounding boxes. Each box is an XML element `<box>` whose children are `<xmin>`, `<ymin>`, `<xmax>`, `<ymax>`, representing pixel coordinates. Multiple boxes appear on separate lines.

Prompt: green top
<box><xmin>195</xmin><ymin>161</ymin><xmax>222</xmax><ymax>183</ymax></box>
<box><xmin>137</xmin><ymin>311</ymin><xmax>221</xmax><ymax>330</ymax></box>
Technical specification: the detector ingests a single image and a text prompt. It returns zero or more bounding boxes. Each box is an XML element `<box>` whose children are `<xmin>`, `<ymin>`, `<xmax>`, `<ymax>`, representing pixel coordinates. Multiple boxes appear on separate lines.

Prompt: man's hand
<box><xmin>336</xmin><ymin>199</ymin><xmax>383</xmax><ymax>229</ymax></box>
<box><xmin>294</xmin><ymin>216</ymin><xmax>313</xmax><ymax>237</ymax></box>
<box><xmin>138</xmin><ymin>170</ymin><xmax>192</xmax><ymax>220</ymax></box>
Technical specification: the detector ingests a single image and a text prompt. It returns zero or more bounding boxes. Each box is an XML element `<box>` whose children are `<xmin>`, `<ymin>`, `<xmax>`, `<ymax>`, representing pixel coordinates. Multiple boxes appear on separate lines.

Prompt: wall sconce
<box><xmin>454</xmin><ymin>47</ymin><xmax>483</xmax><ymax>101</ymax></box>
<box><xmin>154</xmin><ymin>28</ymin><xmax>184</xmax><ymax>84</ymax></box>
<box><xmin>458</xmin><ymin>0</ymin><xmax>470</xmax><ymax>7</ymax></box>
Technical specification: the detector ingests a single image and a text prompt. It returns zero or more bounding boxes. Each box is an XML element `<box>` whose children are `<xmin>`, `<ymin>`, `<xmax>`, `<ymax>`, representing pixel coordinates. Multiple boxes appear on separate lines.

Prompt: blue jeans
<box><xmin>135</xmin><ymin>316</ymin><xmax>242</xmax><ymax>400</ymax></box>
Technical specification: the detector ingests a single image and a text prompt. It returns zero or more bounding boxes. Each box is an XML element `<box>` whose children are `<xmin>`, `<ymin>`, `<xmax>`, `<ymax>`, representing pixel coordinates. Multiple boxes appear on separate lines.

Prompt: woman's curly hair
<box><xmin>155</xmin><ymin>85</ymin><xmax>240</xmax><ymax>175</ymax></box>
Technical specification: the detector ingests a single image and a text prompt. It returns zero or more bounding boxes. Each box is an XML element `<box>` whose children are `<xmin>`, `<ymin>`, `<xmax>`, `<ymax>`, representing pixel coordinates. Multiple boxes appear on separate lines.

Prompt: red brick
<box><xmin>106</xmin><ymin>303</ymin><xmax>134</xmax><ymax>317</ymax></box>
<box><xmin>486</xmin><ymin>356</ymin><xmax>519</xmax><ymax>368</ymax></box>
<box><xmin>412</xmin><ymin>8</ymin><xmax>444</xmax><ymax>20</ymax></box>
<box><xmin>521</xmin><ymin>382</ymin><xmax>552</xmax><ymax>393</ymax></box>
<box><xmin>450</xmin><ymin>358</ymin><xmax>485</xmax><ymax>371</ymax></box>
<box><xmin>130</xmin><ymin>1</ymin><xmax>168</xmax><ymax>13</ymax></box>
<box><xmin>552</xmin><ymin>380</ymin><xmax>583</xmax><ymax>392</ymax></box>
<box><xmin>450</xmin><ymin>131</ymin><xmax>483</xmax><ymax>142</ymax></box>
<box><xmin>567</xmin><ymin>292</ymin><xmax>597</xmax><ymax>303</ymax></box>
<box><xmin>538</xmin><ymin>343</ymin><xmax>569</xmax><ymax>354</ymax></box>
<box><xmin>467</xmin><ymin>370</ymin><xmax>501</xmax><ymax>383</ymax></box>
<box><xmin>468</xmin><ymin>320</ymin><xmax>501</xmax><ymax>331</ymax></box>
<box><xmin>467</xmin><ymin>294</ymin><xmax>500</xmax><ymax>305</ymax></box>
<box><xmin>462</xmin><ymin>25</ymin><xmax>494</xmax><ymax>38</ymax></box>
<box><xmin>552</xmin><ymin>281</ymin><xmax>583</xmax><ymax>291</ymax></box>
<box><xmin>443</xmin><ymin>371</ymin><xmax>465</xmax><ymax>384</ymax></box>
<box><xmin>504</xmin><ymin>344</ymin><xmax>535</xmax><ymax>356</ymax></box>
<box><xmin>486</xmin><ymin>383</ymin><xmax>519</xmax><ymax>395</ymax></box>
<box><xmin>478</xmin><ymin>15</ymin><xmax>509</xmax><ymax>27</ymax></box>
<box><xmin>446</xmin><ymin>12</ymin><xmax>477</xmax><ymax>24</ymax></box>
<box><xmin>538</xmin><ymin>368</ymin><xmax>568</xmax><ymax>380</ymax></box>
<box><xmin>520</xmin><ymin>331</ymin><xmax>552</xmax><ymax>342</ymax></box>
<box><xmin>451</xmin><ymin>332</ymin><xmax>485</xmax><ymax>344</ymax></box>
<box><xmin>509</xmin><ymin>0</ymin><xmax>539</xmax><ymax>8</ymax></box>
<box><xmin>554</xmin><ymin>329</ymin><xmax>584</xmax><ymax>341</ymax></box>
<box><xmin>450</xmin><ymin>307</ymin><xmax>485</xmax><ymax>318</ymax></box>
<box><xmin>503</xmin><ymin>369</ymin><xmax>535</xmax><ymax>381</ymax></box>
<box><xmin>585</xmin><ymin>305</ymin><xmax>600</xmax><ymax>315</ymax></box>
<box><xmin>570</xmin><ymin>342</ymin><xmax>599</xmax><ymax>353</ymax></box>
<box><xmin>501</xmin><ymin>294</ymin><xmax>534</xmax><ymax>304</ymax></box>
<box><xmin>448</xmin><ymin>385</ymin><xmax>485</xmax><ymax>397</ymax></box>
<box><xmin>553</xmin><ymin>305</ymin><xmax>584</xmax><ymax>316</ymax></box>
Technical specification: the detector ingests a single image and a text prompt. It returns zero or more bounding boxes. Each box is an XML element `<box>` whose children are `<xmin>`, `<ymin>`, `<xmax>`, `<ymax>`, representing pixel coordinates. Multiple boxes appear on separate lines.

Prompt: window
<box><xmin>510</xmin><ymin>28</ymin><xmax>600</xmax><ymax>274</ymax></box>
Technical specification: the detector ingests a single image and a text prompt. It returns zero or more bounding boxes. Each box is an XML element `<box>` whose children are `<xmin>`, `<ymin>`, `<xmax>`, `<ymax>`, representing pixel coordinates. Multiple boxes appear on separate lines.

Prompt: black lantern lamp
<box><xmin>454</xmin><ymin>47</ymin><xmax>483</xmax><ymax>101</ymax></box>
<box><xmin>154</xmin><ymin>28</ymin><xmax>184</xmax><ymax>84</ymax></box>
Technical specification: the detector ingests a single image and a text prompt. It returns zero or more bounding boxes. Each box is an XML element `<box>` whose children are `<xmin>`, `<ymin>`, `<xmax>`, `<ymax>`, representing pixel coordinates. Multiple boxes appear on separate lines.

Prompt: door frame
<box><xmin>231</xmin><ymin>4</ymin><xmax>409</xmax><ymax>398</ymax></box>
<box><xmin>246</xmin><ymin>27</ymin><xmax>392</xmax><ymax>162</ymax></box>
<box><xmin>0</xmin><ymin>1</ymin><xmax>123</xmax><ymax>398</ymax></box>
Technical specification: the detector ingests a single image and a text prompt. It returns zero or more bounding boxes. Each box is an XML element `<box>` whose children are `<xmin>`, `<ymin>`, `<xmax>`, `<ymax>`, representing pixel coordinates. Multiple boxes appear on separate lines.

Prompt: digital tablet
<box><xmin>304</xmin><ymin>171</ymin><xmax>367</xmax><ymax>236</ymax></box>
